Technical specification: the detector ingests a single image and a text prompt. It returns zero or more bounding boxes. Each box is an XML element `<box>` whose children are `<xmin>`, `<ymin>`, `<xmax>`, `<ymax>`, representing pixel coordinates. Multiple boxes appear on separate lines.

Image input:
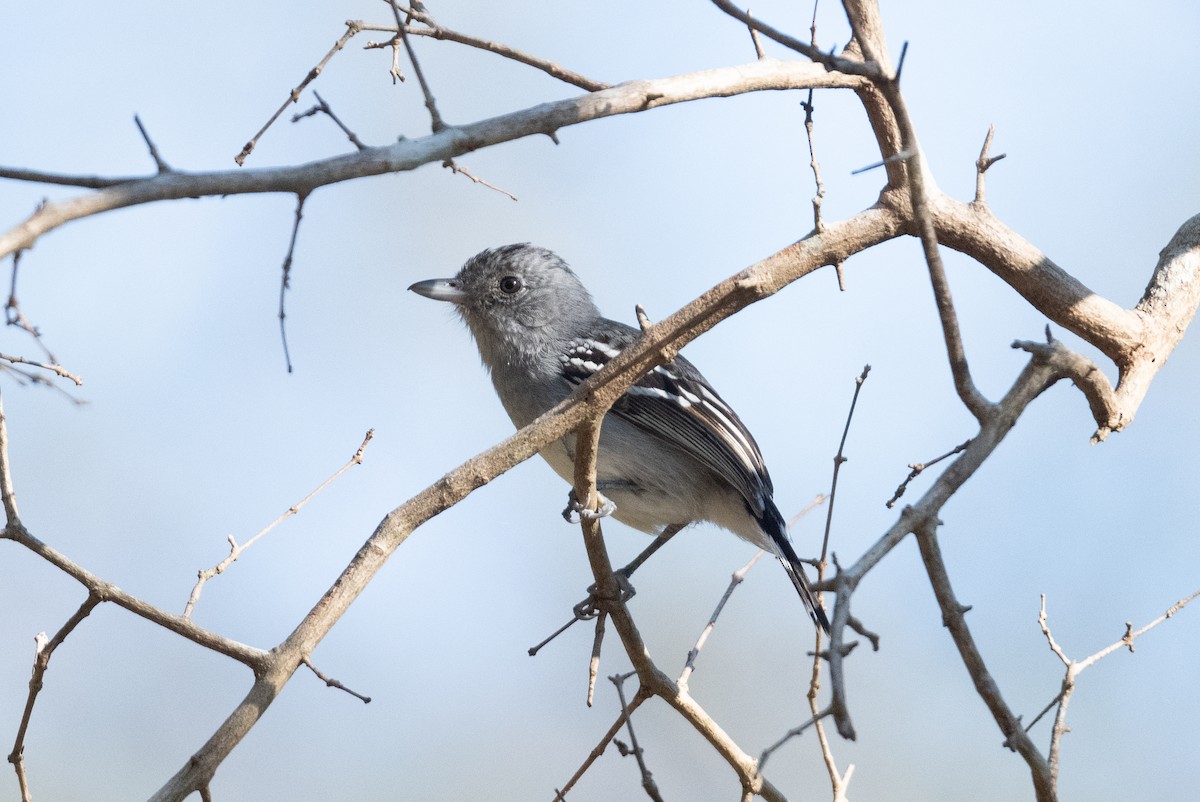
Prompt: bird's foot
<box><xmin>572</xmin><ymin>573</ymin><xmax>636</xmax><ymax>620</ymax></box>
<box><xmin>561</xmin><ymin>488</ymin><xmax>617</xmax><ymax>524</ymax></box>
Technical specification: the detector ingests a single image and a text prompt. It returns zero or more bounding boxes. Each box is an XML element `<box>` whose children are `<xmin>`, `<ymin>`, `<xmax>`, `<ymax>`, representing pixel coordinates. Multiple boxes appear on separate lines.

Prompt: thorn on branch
<box><xmin>635</xmin><ymin>304</ymin><xmax>653</xmax><ymax>332</ymax></box>
<box><xmin>745</xmin><ymin>8</ymin><xmax>766</xmax><ymax>59</ymax></box>
<box><xmin>133</xmin><ymin>114</ymin><xmax>173</xmax><ymax>173</ymax></box>
<box><xmin>894</xmin><ymin>40</ymin><xmax>909</xmax><ymax>83</ymax></box>
<box><xmin>850</xmin><ymin>149</ymin><xmax>913</xmax><ymax>175</ymax></box>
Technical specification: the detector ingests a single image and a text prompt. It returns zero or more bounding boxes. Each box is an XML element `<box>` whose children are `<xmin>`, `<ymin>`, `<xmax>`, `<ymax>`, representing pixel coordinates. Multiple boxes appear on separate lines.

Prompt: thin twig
<box><xmin>800</xmin><ymin>1</ymin><xmax>827</xmax><ymax>238</ymax></box>
<box><xmin>758</xmin><ymin>706</ymin><xmax>832</xmax><ymax>771</ymax></box>
<box><xmin>801</xmin><ymin>90</ymin><xmax>828</xmax><ymax>237</ymax></box>
<box><xmin>527</xmin><ymin>525</ymin><xmax>681</xmax><ymax>656</ymax></box>
<box><xmin>678</xmin><ymin>550</ymin><xmax>766</xmax><ymax>690</ymax></box>
<box><xmin>0</xmin><ymin>387</ymin><xmax>20</xmax><ymax>525</ymax></box>
<box><xmin>807</xmin><ymin>362</ymin><xmax>866</xmax><ymax>795</ymax></box>
<box><xmin>387</xmin><ymin>1</ymin><xmax>445</xmax><ymax>132</ymax></box>
<box><xmin>7</xmin><ymin>593</ymin><xmax>102</xmax><ymax>799</ymax></box>
<box><xmin>278</xmin><ymin>193</ymin><xmax>307</xmax><ymax>374</ymax></box>
<box><xmin>709</xmin><ymin>0</ymin><xmax>883</xmax><ymax>79</ymax></box>
<box><xmin>301</xmin><ymin>657</ymin><xmax>372</xmax><ymax>703</ymax></box>
<box><xmin>235</xmin><ymin>20</ymin><xmax>365</xmax><ymax>165</ymax></box>
<box><xmin>6</xmin><ymin>251</ymin><xmax>56</xmax><ymax>364</ymax></box>
<box><xmin>0</xmin><ymin>352</ymin><xmax>81</xmax><ymax>386</ymax></box>
<box><xmin>292</xmin><ymin>92</ymin><xmax>368</xmax><ymax>151</ymax></box>
<box><xmin>610</xmin><ymin>672</ymin><xmax>663</xmax><ymax>802</ymax></box>
<box><xmin>359</xmin><ymin>15</ymin><xmax>610</xmax><ymax>92</ymax></box>
<box><xmin>885</xmin><ymin>439</ymin><xmax>971</xmax><ymax>508</ymax></box>
<box><xmin>182</xmin><ymin>429</ymin><xmax>375</xmax><ymax>618</ymax></box>
<box><xmin>819</xmin><ymin>365</ymin><xmax>870</xmax><ymax>565</ymax></box>
<box><xmin>875</xmin><ymin>53</ymin><xmax>994</xmax><ymax>420</ymax></box>
<box><xmin>1034</xmin><ymin>589</ymin><xmax>1199</xmax><ymax>784</ymax></box>
<box><xmin>442</xmin><ymin>160</ymin><xmax>518</xmax><ymax>200</ymax></box>
<box><xmin>555</xmin><ymin>688</ymin><xmax>649</xmax><ymax>799</ymax></box>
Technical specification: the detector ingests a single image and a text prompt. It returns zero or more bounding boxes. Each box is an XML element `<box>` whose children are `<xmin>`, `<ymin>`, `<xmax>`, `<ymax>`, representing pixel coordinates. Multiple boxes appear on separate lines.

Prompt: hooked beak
<box><xmin>408</xmin><ymin>278</ymin><xmax>467</xmax><ymax>304</ymax></box>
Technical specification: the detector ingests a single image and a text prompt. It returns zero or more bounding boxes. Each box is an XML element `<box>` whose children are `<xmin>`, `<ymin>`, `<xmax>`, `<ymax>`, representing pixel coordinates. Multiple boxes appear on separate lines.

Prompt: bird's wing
<box><xmin>559</xmin><ymin>325</ymin><xmax>774</xmax><ymax>514</ymax></box>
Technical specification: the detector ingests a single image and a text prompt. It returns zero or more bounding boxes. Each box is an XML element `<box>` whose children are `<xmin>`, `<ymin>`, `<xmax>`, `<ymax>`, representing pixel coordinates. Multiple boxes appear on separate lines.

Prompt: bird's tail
<box><xmin>762</xmin><ymin>503</ymin><xmax>830</xmax><ymax>634</ymax></box>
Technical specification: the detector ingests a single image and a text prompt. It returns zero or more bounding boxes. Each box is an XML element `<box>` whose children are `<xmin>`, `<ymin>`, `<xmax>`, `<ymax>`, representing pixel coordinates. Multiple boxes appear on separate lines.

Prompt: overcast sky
<box><xmin>2</xmin><ymin>2</ymin><xmax>1198</xmax><ymax>801</ymax></box>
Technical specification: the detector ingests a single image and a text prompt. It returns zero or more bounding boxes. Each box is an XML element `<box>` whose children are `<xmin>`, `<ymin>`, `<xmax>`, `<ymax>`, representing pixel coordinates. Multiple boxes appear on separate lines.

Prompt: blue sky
<box><xmin>1</xmin><ymin>2</ymin><xmax>1198</xmax><ymax>800</ymax></box>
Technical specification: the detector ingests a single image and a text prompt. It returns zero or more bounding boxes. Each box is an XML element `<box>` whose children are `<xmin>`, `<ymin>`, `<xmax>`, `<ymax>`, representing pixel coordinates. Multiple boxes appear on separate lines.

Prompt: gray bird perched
<box><xmin>409</xmin><ymin>243</ymin><xmax>829</xmax><ymax>633</ymax></box>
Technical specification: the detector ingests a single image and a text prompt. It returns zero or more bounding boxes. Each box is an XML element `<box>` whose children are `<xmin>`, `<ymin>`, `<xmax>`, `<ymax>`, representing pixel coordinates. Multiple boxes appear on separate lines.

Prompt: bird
<box><xmin>409</xmin><ymin>243</ymin><xmax>829</xmax><ymax>633</ymax></box>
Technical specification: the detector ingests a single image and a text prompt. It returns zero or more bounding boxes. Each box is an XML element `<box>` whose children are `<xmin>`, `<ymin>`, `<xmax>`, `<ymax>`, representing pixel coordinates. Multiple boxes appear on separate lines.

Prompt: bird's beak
<box><xmin>408</xmin><ymin>278</ymin><xmax>467</xmax><ymax>304</ymax></box>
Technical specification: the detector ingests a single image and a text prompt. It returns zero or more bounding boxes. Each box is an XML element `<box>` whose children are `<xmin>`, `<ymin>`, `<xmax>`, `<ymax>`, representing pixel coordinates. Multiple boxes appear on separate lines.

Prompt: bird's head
<box><xmin>409</xmin><ymin>244</ymin><xmax>601</xmax><ymax>365</ymax></box>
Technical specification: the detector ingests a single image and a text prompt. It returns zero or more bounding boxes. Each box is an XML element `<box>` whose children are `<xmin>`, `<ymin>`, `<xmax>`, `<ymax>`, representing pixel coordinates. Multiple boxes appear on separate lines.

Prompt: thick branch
<box><xmin>0</xmin><ymin>60</ymin><xmax>864</xmax><ymax>258</ymax></box>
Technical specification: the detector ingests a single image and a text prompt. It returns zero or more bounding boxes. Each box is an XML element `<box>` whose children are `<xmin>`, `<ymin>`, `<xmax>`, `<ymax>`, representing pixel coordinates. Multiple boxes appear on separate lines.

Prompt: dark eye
<box><xmin>499</xmin><ymin>276</ymin><xmax>522</xmax><ymax>294</ymax></box>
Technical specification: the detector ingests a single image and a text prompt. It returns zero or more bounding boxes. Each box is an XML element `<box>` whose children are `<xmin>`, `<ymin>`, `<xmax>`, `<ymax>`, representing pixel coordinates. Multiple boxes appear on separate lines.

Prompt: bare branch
<box><xmin>1013</xmin><ymin>333</ymin><xmax>1121</xmax><ymax>442</ymax></box>
<box><xmin>236</xmin><ymin>20</ymin><xmax>365</xmax><ymax>165</ymax></box>
<box><xmin>555</xmin><ymin>688</ymin><xmax>649</xmax><ymax>799</ymax></box>
<box><xmin>745</xmin><ymin>9</ymin><xmax>766</xmax><ymax>59</ymax></box>
<box><xmin>183</xmin><ymin>429</ymin><xmax>374</xmax><ymax>618</ymax></box>
<box><xmin>678</xmin><ymin>549</ymin><xmax>766</xmax><ymax>690</ymax></box>
<box><xmin>885</xmin><ymin>439</ymin><xmax>971</xmax><ymax>508</ymax></box>
<box><xmin>610</xmin><ymin>672</ymin><xmax>663</xmax><ymax>802</ymax></box>
<box><xmin>0</xmin><ymin>388</ymin><xmax>20</xmax><ymax>525</ymax></box>
<box><xmin>1034</xmin><ymin>590</ymin><xmax>1199</xmax><ymax>785</ymax></box>
<box><xmin>915</xmin><ymin>523</ymin><xmax>1053</xmax><ymax>800</ymax></box>
<box><xmin>586</xmin><ymin>612</ymin><xmax>607</xmax><ymax>707</ymax></box>
<box><xmin>301</xmin><ymin>657</ymin><xmax>372</xmax><ymax>704</ymax></box>
<box><xmin>6</xmin><ymin>595</ymin><xmax>101</xmax><ymax>799</ymax></box>
<box><xmin>442</xmin><ymin>159</ymin><xmax>518</xmax><ymax>201</ymax></box>
<box><xmin>5</xmin><ymin>251</ymin><xmax>56</xmax><ymax>364</ymax></box>
<box><xmin>820</xmin><ymin>365</ymin><xmax>870</xmax><ymax>565</ymax></box>
<box><xmin>386</xmin><ymin>1</ymin><xmax>445</xmax><ymax>132</ymax></box>
<box><xmin>278</xmin><ymin>193</ymin><xmax>307</xmax><ymax>374</ymax></box>
<box><xmin>1</xmin><ymin>60</ymin><xmax>867</xmax><ymax>259</ymax></box>
<box><xmin>710</xmin><ymin>0</ymin><xmax>884</xmax><ymax>78</ymax></box>
<box><xmin>0</xmin><ymin>352</ymin><xmax>81</xmax><ymax>386</ymax></box>
<box><xmin>875</xmin><ymin>67</ymin><xmax>994</xmax><ymax>420</ymax></box>
<box><xmin>360</xmin><ymin>13</ymin><xmax>610</xmax><ymax>92</ymax></box>
<box><xmin>292</xmin><ymin>91</ymin><xmax>368</xmax><ymax>151</ymax></box>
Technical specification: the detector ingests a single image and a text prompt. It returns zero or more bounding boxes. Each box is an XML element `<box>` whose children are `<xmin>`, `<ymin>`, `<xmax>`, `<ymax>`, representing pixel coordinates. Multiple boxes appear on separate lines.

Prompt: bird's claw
<box><xmin>562</xmin><ymin>488</ymin><xmax>617</xmax><ymax>523</ymax></box>
<box><xmin>572</xmin><ymin>573</ymin><xmax>636</xmax><ymax>619</ymax></box>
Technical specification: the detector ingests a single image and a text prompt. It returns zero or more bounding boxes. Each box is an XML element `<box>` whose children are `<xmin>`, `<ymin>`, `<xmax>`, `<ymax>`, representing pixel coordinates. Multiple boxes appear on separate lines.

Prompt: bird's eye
<box><xmin>499</xmin><ymin>276</ymin><xmax>522</xmax><ymax>294</ymax></box>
